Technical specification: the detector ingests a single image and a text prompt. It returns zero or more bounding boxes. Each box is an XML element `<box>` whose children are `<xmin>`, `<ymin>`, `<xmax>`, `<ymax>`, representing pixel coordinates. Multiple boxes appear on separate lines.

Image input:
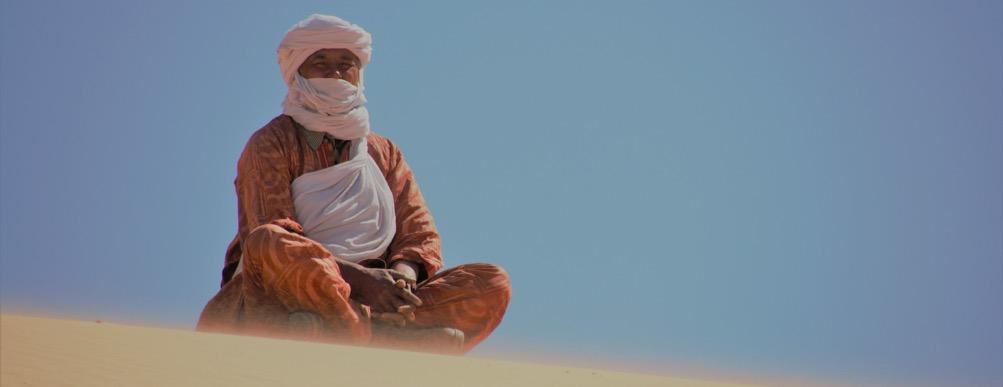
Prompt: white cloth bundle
<box><xmin>278</xmin><ymin>14</ymin><xmax>373</xmax><ymax>140</ymax></box>
<box><xmin>290</xmin><ymin>137</ymin><xmax>396</xmax><ymax>262</ymax></box>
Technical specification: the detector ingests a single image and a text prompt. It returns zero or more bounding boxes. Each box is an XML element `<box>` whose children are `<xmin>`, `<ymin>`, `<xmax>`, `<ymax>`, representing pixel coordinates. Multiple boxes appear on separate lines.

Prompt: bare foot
<box><xmin>370</xmin><ymin>324</ymin><xmax>465</xmax><ymax>354</ymax></box>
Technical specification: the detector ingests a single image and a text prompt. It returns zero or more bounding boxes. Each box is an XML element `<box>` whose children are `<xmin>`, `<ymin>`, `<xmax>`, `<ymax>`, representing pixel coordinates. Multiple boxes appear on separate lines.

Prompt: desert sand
<box><xmin>1</xmin><ymin>314</ymin><xmax>760</xmax><ymax>387</ymax></box>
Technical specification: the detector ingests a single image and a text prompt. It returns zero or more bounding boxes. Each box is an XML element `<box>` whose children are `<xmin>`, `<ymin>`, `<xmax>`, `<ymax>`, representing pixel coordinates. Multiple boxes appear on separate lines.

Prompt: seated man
<box><xmin>197</xmin><ymin>14</ymin><xmax>510</xmax><ymax>354</ymax></box>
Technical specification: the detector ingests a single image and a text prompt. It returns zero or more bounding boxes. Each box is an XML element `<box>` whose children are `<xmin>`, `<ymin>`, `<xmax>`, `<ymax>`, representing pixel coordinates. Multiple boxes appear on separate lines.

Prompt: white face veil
<box><xmin>278</xmin><ymin>14</ymin><xmax>374</xmax><ymax>140</ymax></box>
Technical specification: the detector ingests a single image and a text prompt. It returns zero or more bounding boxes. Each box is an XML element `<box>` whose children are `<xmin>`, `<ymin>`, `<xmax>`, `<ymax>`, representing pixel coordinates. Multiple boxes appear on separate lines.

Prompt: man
<box><xmin>197</xmin><ymin>14</ymin><xmax>510</xmax><ymax>354</ymax></box>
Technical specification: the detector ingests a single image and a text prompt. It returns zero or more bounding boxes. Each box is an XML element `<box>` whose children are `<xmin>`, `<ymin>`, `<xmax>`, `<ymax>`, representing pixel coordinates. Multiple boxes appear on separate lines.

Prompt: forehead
<box><xmin>305</xmin><ymin>48</ymin><xmax>359</xmax><ymax>63</ymax></box>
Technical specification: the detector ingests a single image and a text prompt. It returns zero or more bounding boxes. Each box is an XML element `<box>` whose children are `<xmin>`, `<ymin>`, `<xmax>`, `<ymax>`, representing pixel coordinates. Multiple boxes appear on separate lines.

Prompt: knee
<box><xmin>464</xmin><ymin>263</ymin><xmax>511</xmax><ymax>300</ymax></box>
<box><xmin>245</xmin><ymin>224</ymin><xmax>289</xmax><ymax>254</ymax></box>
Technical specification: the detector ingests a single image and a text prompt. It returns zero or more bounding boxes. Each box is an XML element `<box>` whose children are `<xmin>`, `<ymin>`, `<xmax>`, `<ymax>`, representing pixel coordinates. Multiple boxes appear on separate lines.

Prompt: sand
<box><xmin>1</xmin><ymin>314</ymin><xmax>760</xmax><ymax>387</ymax></box>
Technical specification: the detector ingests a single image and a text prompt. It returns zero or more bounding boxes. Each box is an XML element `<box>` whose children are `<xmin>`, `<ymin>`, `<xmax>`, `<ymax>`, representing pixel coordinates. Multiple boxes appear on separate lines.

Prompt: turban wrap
<box><xmin>278</xmin><ymin>14</ymin><xmax>372</xmax><ymax>86</ymax></box>
<box><xmin>278</xmin><ymin>14</ymin><xmax>373</xmax><ymax>140</ymax></box>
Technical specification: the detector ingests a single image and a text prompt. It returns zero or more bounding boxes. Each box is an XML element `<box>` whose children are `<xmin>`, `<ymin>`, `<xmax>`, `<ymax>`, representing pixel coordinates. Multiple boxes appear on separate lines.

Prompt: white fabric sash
<box><xmin>290</xmin><ymin>137</ymin><xmax>396</xmax><ymax>262</ymax></box>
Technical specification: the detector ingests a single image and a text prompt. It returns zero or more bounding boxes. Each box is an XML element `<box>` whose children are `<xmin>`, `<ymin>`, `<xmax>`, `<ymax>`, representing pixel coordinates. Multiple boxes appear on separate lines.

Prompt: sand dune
<box><xmin>1</xmin><ymin>314</ymin><xmax>759</xmax><ymax>387</ymax></box>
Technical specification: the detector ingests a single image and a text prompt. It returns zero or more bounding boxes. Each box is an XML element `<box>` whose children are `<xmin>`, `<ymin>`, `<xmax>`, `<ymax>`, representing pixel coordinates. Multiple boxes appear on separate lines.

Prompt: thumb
<box><xmin>388</xmin><ymin>270</ymin><xmax>416</xmax><ymax>285</ymax></box>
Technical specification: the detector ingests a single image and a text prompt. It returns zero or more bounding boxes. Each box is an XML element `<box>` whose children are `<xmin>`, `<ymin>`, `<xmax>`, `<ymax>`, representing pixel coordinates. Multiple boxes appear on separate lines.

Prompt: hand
<box><xmin>371</xmin><ymin>282</ymin><xmax>418</xmax><ymax>327</ymax></box>
<box><xmin>350</xmin><ymin>267</ymin><xmax>422</xmax><ymax>316</ymax></box>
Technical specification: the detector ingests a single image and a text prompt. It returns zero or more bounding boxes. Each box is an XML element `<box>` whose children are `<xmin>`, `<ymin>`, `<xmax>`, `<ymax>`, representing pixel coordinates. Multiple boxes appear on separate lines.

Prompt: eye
<box><xmin>336</xmin><ymin>63</ymin><xmax>355</xmax><ymax>72</ymax></box>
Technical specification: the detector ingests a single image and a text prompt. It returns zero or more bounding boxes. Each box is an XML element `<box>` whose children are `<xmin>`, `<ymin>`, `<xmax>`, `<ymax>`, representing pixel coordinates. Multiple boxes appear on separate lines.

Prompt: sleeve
<box><xmin>222</xmin><ymin>129</ymin><xmax>305</xmax><ymax>285</ymax></box>
<box><xmin>382</xmin><ymin>139</ymin><xmax>443</xmax><ymax>281</ymax></box>
<box><xmin>235</xmin><ymin>130</ymin><xmax>305</xmax><ymax>243</ymax></box>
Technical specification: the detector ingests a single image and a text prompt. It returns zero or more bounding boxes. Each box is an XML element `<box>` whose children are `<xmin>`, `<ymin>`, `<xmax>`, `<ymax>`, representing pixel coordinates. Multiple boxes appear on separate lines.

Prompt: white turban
<box><xmin>278</xmin><ymin>14</ymin><xmax>372</xmax><ymax>86</ymax></box>
<box><xmin>278</xmin><ymin>14</ymin><xmax>373</xmax><ymax>140</ymax></box>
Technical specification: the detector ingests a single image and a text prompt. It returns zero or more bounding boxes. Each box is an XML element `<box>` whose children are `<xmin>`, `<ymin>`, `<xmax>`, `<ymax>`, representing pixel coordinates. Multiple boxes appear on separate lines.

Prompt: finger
<box><xmin>396</xmin><ymin>305</ymin><xmax>417</xmax><ymax>323</ymax></box>
<box><xmin>389</xmin><ymin>270</ymin><xmax>417</xmax><ymax>286</ymax></box>
<box><xmin>398</xmin><ymin>289</ymin><xmax>423</xmax><ymax>307</ymax></box>
<box><xmin>389</xmin><ymin>312</ymin><xmax>407</xmax><ymax>327</ymax></box>
<box><xmin>372</xmin><ymin>313</ymin><xmax>402</xmax><ymax>327</ymax></box>
<box><xmin>394</xmin><ymin>277</ymin><xmax>417</xmax><ymax>294</ymax></box>
<box><xmin>374</xmin><ymin>312</ymin><xmax>406</xmax><ymax>326</ymax></box>
<box><xmin>387</xmin><ymin>294</ymin><xmax>409</xmax><ymax>311</ymax></box>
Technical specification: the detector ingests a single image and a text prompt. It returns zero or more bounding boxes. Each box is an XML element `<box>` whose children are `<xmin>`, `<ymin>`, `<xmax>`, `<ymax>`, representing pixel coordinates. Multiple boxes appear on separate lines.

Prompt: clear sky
<box><xmin>1</xmin><ymin>1</ymin><xmax>1000</xmax><ymax>386</ymax></box>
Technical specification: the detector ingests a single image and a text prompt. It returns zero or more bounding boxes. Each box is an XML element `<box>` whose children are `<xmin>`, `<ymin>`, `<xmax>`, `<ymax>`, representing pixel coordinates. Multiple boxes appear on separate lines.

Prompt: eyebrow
<box><xmin>338</xmin><ymin>54</ymin><xmax>360</xmax><ymax>64</ymax></box>
<box><xmin>309</xmin><ymin>53</ymin><xmax>358</xmax><ymax>64</ymax></box>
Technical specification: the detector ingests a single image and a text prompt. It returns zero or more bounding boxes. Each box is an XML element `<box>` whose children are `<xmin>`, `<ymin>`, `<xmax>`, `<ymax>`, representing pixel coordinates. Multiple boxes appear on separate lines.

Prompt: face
<box><xmin>297</xmin><ymin>48</ymin><xmax>361</xmax><ymax>85</ymax></box>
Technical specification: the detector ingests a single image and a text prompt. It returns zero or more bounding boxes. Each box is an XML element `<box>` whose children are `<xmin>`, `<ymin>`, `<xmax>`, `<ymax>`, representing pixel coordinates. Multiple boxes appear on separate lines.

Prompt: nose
<box><xmin>325</xmin><ymin>69</ymin><xmax>342</xmax><ymax>79</ymax></box>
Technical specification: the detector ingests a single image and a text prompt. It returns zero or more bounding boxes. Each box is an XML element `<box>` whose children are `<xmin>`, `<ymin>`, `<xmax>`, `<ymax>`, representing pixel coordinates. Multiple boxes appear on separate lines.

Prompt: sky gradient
<box><xmin>1</xmin><ymin>1</ymin><xmax>1001</xmax><ymax>386</ymax></box>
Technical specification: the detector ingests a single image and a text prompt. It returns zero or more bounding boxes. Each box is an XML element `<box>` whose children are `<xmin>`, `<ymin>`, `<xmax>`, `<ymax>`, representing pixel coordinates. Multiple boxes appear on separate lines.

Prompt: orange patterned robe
<box><xmin>197</xmin><ymin>115</ymin><xmax>510</xmax><ymax>352</ymax></box>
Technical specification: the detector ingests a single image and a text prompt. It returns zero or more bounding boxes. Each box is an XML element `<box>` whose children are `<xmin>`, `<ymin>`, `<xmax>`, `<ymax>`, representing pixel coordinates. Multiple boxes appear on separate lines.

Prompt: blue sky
<box><xmin>1</xmin><ymin>1</ymin><xmax>1001</xmax><ymax>386</ymax></box>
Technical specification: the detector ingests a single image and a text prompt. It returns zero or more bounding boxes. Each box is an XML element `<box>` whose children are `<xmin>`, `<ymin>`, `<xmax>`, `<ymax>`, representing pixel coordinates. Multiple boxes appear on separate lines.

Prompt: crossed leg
<box><xmin>197</xmin><ymin>224</ymin><xmax>511</xmax><ymax>353</ymax></box>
